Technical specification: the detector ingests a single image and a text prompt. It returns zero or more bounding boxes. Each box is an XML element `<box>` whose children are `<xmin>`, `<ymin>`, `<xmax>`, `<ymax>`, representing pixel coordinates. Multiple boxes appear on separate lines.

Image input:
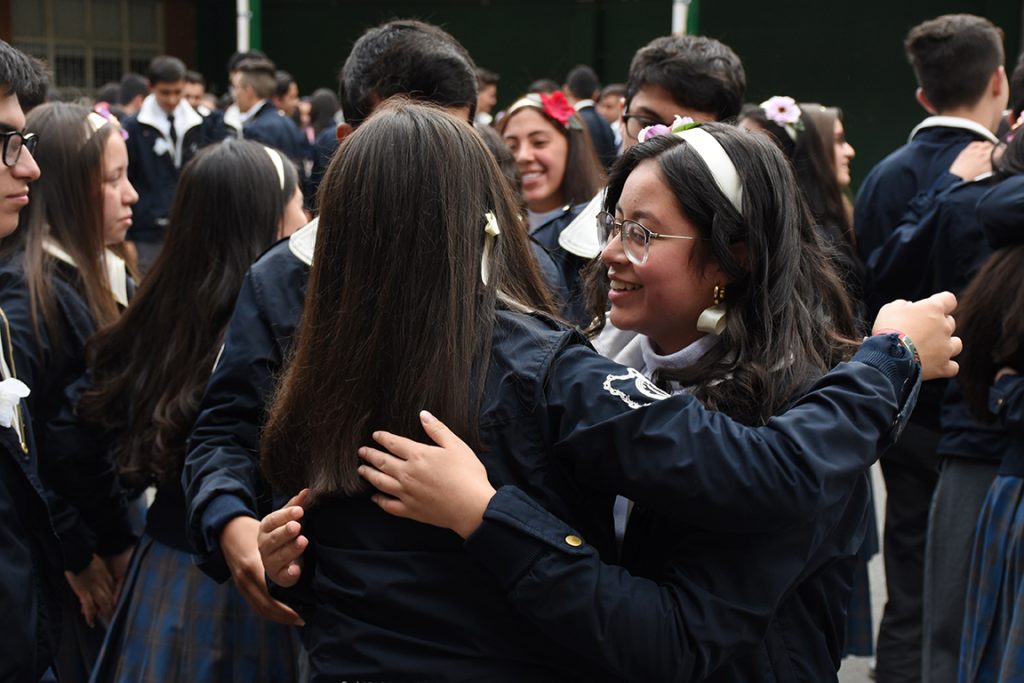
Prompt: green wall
<box><xmin>197</xmin><ymin>0</ymin><xmax>1022</xmax><ymax>186</ymax></box>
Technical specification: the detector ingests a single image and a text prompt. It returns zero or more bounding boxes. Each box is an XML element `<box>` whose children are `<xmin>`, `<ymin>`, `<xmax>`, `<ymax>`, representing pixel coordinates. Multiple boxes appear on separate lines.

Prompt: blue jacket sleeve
<box><xmin>182</xmin><ymin>267</ymin><xmax>283</xmax><ymax>582</ymax></box>
<box><xmin>977</xmin><ymin>175</ymin><xmax>1024</xmax><ymax>250</ymax></box>
<box><xmin>545</xmin><ymin>334</ymin><xmax>917</xmax><ymax>531</ymax></box>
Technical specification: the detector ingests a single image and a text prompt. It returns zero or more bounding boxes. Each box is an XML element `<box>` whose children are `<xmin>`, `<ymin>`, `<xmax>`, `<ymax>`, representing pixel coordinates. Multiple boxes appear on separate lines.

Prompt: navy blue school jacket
<box><xmin>122</xmin><ymin>98</ymin><xmax>216</xmax><ymax>244</ymax></box>
<box><xmin>0</xmin><ymin>312</ymin><xmax>63</xmax><ymax>683</ymax></box>
<box><xmin>991</xmin><ymin>375</ymin><xmax>1024</xmax><ymax>475</ymax></box>
<box><xmin>242</xmin><ymin>101</ymin><xmax>304</xmax><ymax>162</ymax></box>
<box><xmin>577</xmin><ymin>104</ymin><xmax>618</xmax><ymax>170</ymax></box>
<box><xmin>269</xmin><ymin>322</ymin><xmax>917</xmax><ymax>682</ymax></box>
<box><xmin>854</xmin><ymin>118</ymin><xmax>997</xmax><ymax>264</ymax></box>
<box><xmin>0</xmin><ymin>255</ymin><xmax>135</xmax><ymax>573</ymax></box>
<box><xmin>977</xmin><ymin>174</ymin><xmax>1024</xmax><ymax>249</ymax></box>
<box><xmin>184</xmin><ymin>218</ymin><xmax>922</xmax><ymax>680</ymax></box>
<box><xmin>531</xmin><ymin>204</ymin><xmax>593</xmax><ymax>326</ymax></box>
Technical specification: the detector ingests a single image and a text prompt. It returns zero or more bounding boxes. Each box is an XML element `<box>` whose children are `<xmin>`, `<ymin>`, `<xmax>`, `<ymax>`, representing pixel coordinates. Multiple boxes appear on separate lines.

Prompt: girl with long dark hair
<box><xmin>0</xmin><ymin>101</ymin><xmax>138</xmax><ymax>681</ymax></box>
<box><xmin>71</xmin><ymin>139</ymin><xmax>305</xmax><ymax>682</ymax></box>
<box><xmin>497</xmin><ymin>91</ymin><xmax>605</xmax><ymax>324</ymax></box>
<box><xmin>257</xmin><ymin>101</ymin><xmax>957</xmax><ymax>681</ymax></box>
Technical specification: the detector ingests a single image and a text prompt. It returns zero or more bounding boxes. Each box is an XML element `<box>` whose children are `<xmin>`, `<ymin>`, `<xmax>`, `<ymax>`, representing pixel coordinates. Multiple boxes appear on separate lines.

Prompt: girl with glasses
<box><xmin>257</xmin><ymin>102</ymin><xmax>958</xmax><ymax>682</ymax></box>
<box><xmin>0</xmin><ymin>102</ymin><xmax>138</xmax><ymax>682</ymax></box>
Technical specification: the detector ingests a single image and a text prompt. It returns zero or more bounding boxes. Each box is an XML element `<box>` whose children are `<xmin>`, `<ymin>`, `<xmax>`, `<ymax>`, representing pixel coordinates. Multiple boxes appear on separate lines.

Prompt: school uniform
<box><xmin>241</xmin><ymin>100</ymin><xmax>304</xmax><ymax>162</ymax></box>
<box><xmin>976</xmin><ymin>174</ymin><xmax>1024</xmax><ymax>249</ymax></box>
<box><xmin>529</xmin><ymin>203</ymin><xmax>593</xmax><ymax>327</ymax></box>
<box><xmin>574</xmin><ymin>99</ymin><xmax>618</xmax><ymax>170</ymax></box>
<box><xmin>185</xmin><ymin>219</ymin><xmax>924</xmax><ymax>681</ymax></box>
<box><xmin>122</xmin><ymin>95</ymin><xmax>208</xmax><ymax>272</ymax></box>
<box><xmin>0</xmin><ymin>303</ymin><xmax>63</xmax><ymax>683</ymax></box>
<box><xmin>0</xmin><ymin>248</ymin><xmax>135</xmax><ymax>682</ymax></box>
<box><xmin>959</xmin><ymin>374</ymin><xmax>1024</xmax><ymax>682</ymax></box>
<box><xmin>855</xmin><ymin>115</ymin><xmax>999</xmax><ymax>683</ymax></box>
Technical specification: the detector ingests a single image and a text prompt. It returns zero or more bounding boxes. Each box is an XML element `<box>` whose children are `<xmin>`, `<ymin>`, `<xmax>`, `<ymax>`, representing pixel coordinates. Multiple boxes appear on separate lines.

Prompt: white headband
<box><xmin>674</xmin><ymin>127</ymin><xmax>743</xmax><ymax>213</ymax></box>
<box><xmin>263</xmin><ymin>146</ymin><xmax>286</xmax><ymax>190</ymax></box>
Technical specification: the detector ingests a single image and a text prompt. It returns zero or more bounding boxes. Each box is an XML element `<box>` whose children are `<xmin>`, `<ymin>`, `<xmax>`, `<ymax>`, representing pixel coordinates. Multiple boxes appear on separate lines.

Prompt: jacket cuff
<box><xmin>852</xmin><ymin>334</ymin><xmax>922</xmax><ymax>443</ymax></box>
<box><xmin>194</xmin><ymin>494</ymin><xmax>255</xmax><ymax>583</ymax></box>
<box><xmin>464</xmin><ymin>486</ymin><xmax>590</xmax><ymax>590</ymax></box>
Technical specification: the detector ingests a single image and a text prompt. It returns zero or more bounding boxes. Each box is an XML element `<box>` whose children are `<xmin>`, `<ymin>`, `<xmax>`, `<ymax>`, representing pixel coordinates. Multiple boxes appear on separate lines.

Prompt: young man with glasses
<box><xmin>0</xmin><ymin>39</ymin><xmax>64</xmax><ymax>683</ymax></box>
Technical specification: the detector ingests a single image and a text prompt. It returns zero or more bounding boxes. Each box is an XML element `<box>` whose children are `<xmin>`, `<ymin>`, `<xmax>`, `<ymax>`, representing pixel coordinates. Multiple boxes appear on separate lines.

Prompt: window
<box><xmin>11</xmin><ymin>0</ymin><xmax>163</xmax><ymax>93</ymax></box>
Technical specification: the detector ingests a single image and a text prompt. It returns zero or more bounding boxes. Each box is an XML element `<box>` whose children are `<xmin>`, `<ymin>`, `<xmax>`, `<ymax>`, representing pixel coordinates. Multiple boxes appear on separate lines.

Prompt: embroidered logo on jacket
<box><xmin>603</xmin><ymin>368</ymin><xmax>669</xmax><ymax>408</ymax></box>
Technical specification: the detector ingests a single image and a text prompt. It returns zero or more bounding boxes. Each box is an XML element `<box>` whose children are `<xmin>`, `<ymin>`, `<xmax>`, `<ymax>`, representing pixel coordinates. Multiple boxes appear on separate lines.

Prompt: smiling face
<box><xmin>101</xmin><ymin>132</ymin><xmax>139</xmax><ymax>245</ymax></box>
<box><xmin>0</xmin><ymin>92</ymin><xmax>40</xmax><ymax>237</ymax></box>
<box><xmin>833</xmin><ymin>118</ymin><xmax>855</xmax><ymax>188</ymax></box>
<box><xmin>601</xmin><ymin>158</ymin><xmax>725</xmax><ymax>354</ymax></box>
<box><xmin>502</xmin><ymin>107</ymin><xmax>568</xmax><ymax>213</ymax></box>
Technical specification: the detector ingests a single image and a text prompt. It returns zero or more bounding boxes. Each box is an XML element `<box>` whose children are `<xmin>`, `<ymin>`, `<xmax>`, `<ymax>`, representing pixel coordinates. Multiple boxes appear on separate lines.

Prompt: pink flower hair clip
<box><xmin>760</xmin><ymin>96</ymin><xmax>804</xmax><ymax>142</ymax></box>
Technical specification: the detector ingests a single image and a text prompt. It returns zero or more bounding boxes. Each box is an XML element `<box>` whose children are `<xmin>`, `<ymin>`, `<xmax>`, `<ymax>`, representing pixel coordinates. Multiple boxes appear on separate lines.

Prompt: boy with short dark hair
<box><xmin>232</xmin><ymin>57</ymin><xmax>302</xmax><ymax>161</ymax></box>
<box><xmin>0</xmin><ymin>38</ymin><xmax>61</xmax><ymax>683</ymax></box>
<box><xmin>855</xmin><ymin>14</ymin><xmax>1008</xmax><ymax>683</ymax></box>
<box><xmin>122</xmin><ymin>54</ymin><xmax>209</xmax><ymax>273</ymax></box>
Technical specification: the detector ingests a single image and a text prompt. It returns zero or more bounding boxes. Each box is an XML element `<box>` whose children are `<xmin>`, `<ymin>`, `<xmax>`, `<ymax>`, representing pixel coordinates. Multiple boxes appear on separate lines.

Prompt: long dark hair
<box><xmin>496</xmin><ymin>100</ymin><xmax>606</xmax><ymax>207</ymax></box>
<box><xmin>76</xmin><ymin>140</ymin><xmax>286</xmax><ymax>490</ymax></box>
<box><xmin>261</xmin><ymin>100</ymin><xmax>554</xmax><ymax>498</ymax></box>
<box><xmin>0</xmin><ymin>102</ymin><xmax>125</xmax><ymax>339</ymax></box>
<box><xmin>739</xmin><ymin>103</ymin><xmax>852</xmax><ymax>246</ymax></box>
<box><xmin>589</xmin><ymin>123</ymin><xmax>858</xmax><ymax>424</ymax></box>
<box><xmin>956</xmin><ymin>245</ymin><xmax>1024</xmax><ymax>421</ymax></box>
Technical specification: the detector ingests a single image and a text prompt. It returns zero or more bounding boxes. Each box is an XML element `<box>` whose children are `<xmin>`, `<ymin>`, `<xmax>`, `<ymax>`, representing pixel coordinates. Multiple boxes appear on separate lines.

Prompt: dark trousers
<box><xmin>875</xmin><ymin>423</ymin><xmax>941</xmax><ymax>683</ymax></box>
<box><xmin>922</xmin><ymin>456</ymin><xmax>999</xmax><ymax>683</ymax></box>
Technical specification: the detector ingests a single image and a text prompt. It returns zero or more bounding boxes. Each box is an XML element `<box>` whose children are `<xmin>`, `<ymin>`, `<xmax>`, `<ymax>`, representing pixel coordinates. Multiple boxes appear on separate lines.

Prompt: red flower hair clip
<box><xmin>539</xmin><ymin>91</ymin><xmax>576</xmax><ymax>127</ymax></box>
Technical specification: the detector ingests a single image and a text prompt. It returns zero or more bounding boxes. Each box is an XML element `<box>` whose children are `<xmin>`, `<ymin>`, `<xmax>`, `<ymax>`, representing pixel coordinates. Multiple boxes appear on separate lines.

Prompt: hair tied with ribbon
<box><xmin>481</xmin><ymin>212</ymin><xmax>500</xmax><ymax>285</ymax></box>
<box><xmin>87</xmin><ymin>105</ymin><xmax>129</xmax><ymax>140</ymax></box>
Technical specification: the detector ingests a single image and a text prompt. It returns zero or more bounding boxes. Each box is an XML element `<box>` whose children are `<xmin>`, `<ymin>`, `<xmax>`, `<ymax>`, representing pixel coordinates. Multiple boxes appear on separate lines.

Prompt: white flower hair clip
<box><xmin>481</xmin><ymin>211</ymin><xmax>501</xmax><ymax>285</ymax></box>
<box><xmin>759</xmin><ymin>96</ymin><xmax>805</xmax><ymax>142</ymax></box>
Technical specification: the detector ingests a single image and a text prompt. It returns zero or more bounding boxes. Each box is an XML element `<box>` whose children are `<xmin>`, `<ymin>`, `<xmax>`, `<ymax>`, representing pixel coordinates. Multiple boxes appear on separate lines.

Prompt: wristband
<box><xmin>873</xmin><ymin>328</ymin><xmax>921</xmax><ymax>364</ymax></box>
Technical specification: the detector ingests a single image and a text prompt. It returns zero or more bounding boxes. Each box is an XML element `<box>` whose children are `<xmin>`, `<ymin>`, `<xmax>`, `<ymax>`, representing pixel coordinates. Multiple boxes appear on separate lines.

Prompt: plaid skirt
<box><xmin>959</xmin><ymin>476</ymin><xmax>1024</xmax><ymax>683</ymax></box>
<box><xmin>89</xmin><ymin>535</ymin><xmax>301</xmax><ymax>683</ymax></box>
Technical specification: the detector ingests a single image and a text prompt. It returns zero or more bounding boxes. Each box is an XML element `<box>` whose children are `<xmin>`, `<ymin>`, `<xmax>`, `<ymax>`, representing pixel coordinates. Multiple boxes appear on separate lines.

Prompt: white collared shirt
<box><xmin>908</xmin><ymin>115</ymin><xmax>1000</xmax><ymax>144</ymax></box>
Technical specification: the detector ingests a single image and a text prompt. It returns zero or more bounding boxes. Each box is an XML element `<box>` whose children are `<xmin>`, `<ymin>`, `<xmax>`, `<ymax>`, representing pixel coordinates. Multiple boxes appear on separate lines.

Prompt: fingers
<box><xmin>358</xmin><ymin>443</ymin><xmax>406</xmax><ymax>472</ymax></box>
<box><xmin>260</xmin><ymin>504</ymin><xmax>304</xmax><ymax>538</ymax></box>
<box><xmin>357</xmin><ymin>457</ymin><xmax>403</xmax><ymax>497</ymax></box>
<box><xmin>419</xmin><ymin>410</ymin><xmax>467</xmax><ymax>449</ymax></box>
<box><xmin>950</xmin><ymin>335</ymin><xmax>963</xmax><ymax>358</ymax></box>
<box><xmin>284</xmin><ymin>488</ymin><xmax>309</xmax><ymax>509</ymax></box>
<box><xmin>370</xmin><ymin>493</ymin><xmax>412</xmax><ymax>520</ymax></box>
<box><xmin>925</xmin><ymin>291</ymin><xmax>957</xmax><ymax>316</ymax></box>
<box><xmin>235</xmin><ymin>564</ymin><xmax>305</xmax><ymax>626</ymax></box>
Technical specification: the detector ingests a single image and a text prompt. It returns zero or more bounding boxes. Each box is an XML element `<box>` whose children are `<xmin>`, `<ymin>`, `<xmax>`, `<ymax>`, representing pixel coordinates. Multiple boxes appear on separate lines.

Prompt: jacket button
<box><xmin>564</xmin><ymin>534</ymin><xmax>583</xmax><ymax>547</ymax></box>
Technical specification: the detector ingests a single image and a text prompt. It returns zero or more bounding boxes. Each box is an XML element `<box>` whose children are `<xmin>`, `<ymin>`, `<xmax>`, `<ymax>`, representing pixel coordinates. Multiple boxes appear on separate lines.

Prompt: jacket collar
<box><xmin>137</xmin><ymin>94</ymin><xmax>204</xmax><ymax>167</ymax></box>
<box><xmin>908</xmin><ymin>115</ymin><xmax>999</xmax><ymax>144</ymax></box>
<box><xmin>287</xmin><ymin>217</ymin><xmax>319</xmax><ymax>266</ymax></box>
<box><xmin>41</xmin><ymin>239</ymin><xmax>129</xmax><ymax>307</ymax></box>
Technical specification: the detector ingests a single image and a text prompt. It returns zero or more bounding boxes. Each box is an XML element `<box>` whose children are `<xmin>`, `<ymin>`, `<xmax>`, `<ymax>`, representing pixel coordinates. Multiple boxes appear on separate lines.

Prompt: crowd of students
<box><xmin>0</xmin><ymin>9</ymin><xmax>1021</xmax><ymax>683</ymax></box>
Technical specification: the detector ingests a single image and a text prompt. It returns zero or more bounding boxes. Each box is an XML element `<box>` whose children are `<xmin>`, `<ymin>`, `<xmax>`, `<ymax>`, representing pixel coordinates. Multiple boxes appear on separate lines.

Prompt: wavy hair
<box><xmin>588</xmin><ymin>123</ymin><xmax>858</xmax><ymax>424</ymax></box>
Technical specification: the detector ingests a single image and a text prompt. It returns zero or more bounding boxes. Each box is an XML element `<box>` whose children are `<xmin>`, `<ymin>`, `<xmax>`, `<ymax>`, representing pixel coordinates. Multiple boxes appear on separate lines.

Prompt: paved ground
<box><xmin>838</xmin><ymin>464</ymin><xmax>887</xmax><ymax>683</ymax></box>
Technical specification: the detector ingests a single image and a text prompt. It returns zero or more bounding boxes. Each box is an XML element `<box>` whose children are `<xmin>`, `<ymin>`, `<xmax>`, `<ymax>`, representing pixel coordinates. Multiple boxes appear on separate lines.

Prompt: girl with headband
<box><xmin>257</xmin><ymin>101</ymin><xmax>958</xmax><ymax>681</ymax></box>
<box><xmin>0</xmin><ymin>102</ymin><xmax>138</xmax><ymax>679</ymax></box>
<box><xmin>67</xmin><ymin>140</ymin><xmax>306</xmax><ymax>682</ymax></box>
<box><xmin>498</xmin><ymin>91</ymin><xmax>605</xmax><ymax>325</ymax></box>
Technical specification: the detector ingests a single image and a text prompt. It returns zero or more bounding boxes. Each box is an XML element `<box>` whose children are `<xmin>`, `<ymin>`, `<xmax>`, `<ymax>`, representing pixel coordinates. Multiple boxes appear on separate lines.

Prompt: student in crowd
<box><xmin>256</xmin><ymin>102</ymin><xmax>959</xmax><ymax>682</ymax></box>
<box><xmin>182</xmin><ymin>19</ymin><xmax>480</xmax><ymax>629</ymax></box>
<box><xmin>527</xmin><ymin>78</ymin><xmax>559</xmax><ymax>95</ymax></box>
<box><xmin>475</xmin><ymin>67</ymin><xmax>499</xmax><ymax>126</ymax></box>
<box><xmin>122</xmin><ymin>55</ymin><xmax>210</xmax><ymax>275</ymax></box>
<box><xmin>0</xmin><ymin>39</ymin><xmax>62</xmax><ymax>683</ymax></box>
<box><xmin>70</xmin><ymin>140</ymin><xmax>306</xmax><ymax>683</ymax></box>
<box><xmin>739</xmin><ymin>98</ymin><xmax>863</xmax><ymax>311</ymax></box>
<box><xmin>556</xmin><ymin>33</ymin><xmax>746</xmax><ymax>262</ymax></box>
<box><xmin>563</xmin><ymin>64</ymin><xmax>618</xmax><ymax>169</ymax></box>
<box><xmin>231</xmin><ymin>57</ymin><xmax>302</xmax><ymax>161</ymax></box>
<box><xmin>308</xmin><ymin>87</ymin><xmax>339</xmax><ymax>137</ymax></box>
<box><xmin>0</xmin><ymin>102</ymin><xmax>137</xmax><ymax>682</ymax></box>
<box><xmin>182</xmin><ymin>70</ymin><xmax>207</xmax><ymax>114</ymax></box>
<box><xmin>116</xmin><ymin>73</ymin><xmax>147</xmax><ymax>118</ymax></box>
<box><xmin>271</xmin><ymin>70</ymin><xmax>300</xmax><ymax>119</ymax></box>
<box><xmin>497</xmin><ymin>90</ymin><xmax>604</xmax><ymax>324</ymax></box>
<box><xmin>596</xmin><ymin>82</ymin><xmax>626</xmax><ymax>151</ymax></box>
<box><xmin>854</xmin><ymin>15</ymin><xmax>1008</xmax><ymax>681</ymax></box>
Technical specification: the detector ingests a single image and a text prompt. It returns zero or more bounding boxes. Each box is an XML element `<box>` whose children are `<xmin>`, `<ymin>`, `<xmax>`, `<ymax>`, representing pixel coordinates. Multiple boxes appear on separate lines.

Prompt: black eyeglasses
<box><xmin>622</xmin><ymin>113</ymin><xmax>671</xmax><ymax>140</ymax></box>
<box><xmin>0</xmin><ymin>130</ymin><xmax>38</xmax><ymax>167</ymax></box>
